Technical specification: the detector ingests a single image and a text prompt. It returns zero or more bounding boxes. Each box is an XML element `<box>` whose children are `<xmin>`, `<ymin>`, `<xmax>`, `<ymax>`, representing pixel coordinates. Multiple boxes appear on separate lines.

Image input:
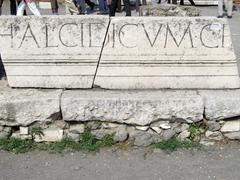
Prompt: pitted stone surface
<box><xmin>200</xmin><ymin>90</ymin><xmax>240</xmax><ymax>121</ymax></box>
<box><xmin>139</xmin><ymin>4</ymin><xmax>200</xmax><ymax>17</ymax></box>
<box><xmin>95</xmin><ymin>17</ymin><xmax>239</xmax><ymax>89</ymax></box>
<box><xmin>0</xmin><ymin>16</ymin><xmax>109</xmax><ymax>88</ymax></box>
<box><xmin>0</xmin><ymin>89</ymin><xmax>62</xmax><ymax>126</ymax></box>
<box><xmin>61</xmin><ymin>90</ymin><xmax>204</xmax><ymax>126</ymax></box>
<box><xmin>220</xmin><ymin>120</ymin><xmax>240</xmax><ymax>132</ymax></box>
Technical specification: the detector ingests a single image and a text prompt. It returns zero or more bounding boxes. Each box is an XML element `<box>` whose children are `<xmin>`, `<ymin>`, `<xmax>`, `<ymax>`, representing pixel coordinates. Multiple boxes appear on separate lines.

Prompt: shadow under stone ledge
<box><xmin>0</xmin><ymin>56</ymin><xmax>6</xmax><ymax>80</ymax></box>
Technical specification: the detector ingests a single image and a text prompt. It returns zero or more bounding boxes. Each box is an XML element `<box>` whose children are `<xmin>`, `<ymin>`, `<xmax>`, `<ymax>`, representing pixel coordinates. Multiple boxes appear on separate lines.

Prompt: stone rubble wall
<box><xmin>1</xmin><ymin>88</ymin><xmax>240</xmax><ymax>146</ymax></box>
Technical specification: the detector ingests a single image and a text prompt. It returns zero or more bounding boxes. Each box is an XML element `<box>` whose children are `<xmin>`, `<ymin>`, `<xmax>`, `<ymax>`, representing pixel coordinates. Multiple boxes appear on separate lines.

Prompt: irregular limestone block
<box><xmin>0</xmin><ymin>16</ymin><xmax>109</xmax><ymax>88</ymax></box>
<box><xmin>220</xmin><ymin>120</ymin><xmax>240</xmax><ymax>132</ymax></box>
<box><xmin>69</xmin><ymin>124</ymin><xmax>85</xmax><ymax>134</ymax></box>
<box><xmin>224</xmin><ymin>132</ymin><xmax>240</xmax><ymax>140</ymax></box>
<box><xmin>61</xmin><ymin>90</ymin><xmax>204</xmax><ymax>126</ymax></box>
<box><xmin>0</xmin><ymin>88</ymin><xmax>62</xmax><ymax>126</ymax></box>
<box><xmin>139</xmin><ymin>4</ymin><xmax>200</xmax><ymax>17</ymax></box>
<box><xmin>35</xmin><ymin>127</ymin><xmax>63</xmax><ymax>142</ymax></box>
<box><xmin>20</xmin><ymin>127</ymin><xmax>29</xmax><ymax>135</ymax></box>
<box><xmin>95</xmin><ymin>17</ymin><xmax>239</xmax><ymax>89</ymax></box>
<box><xmin>200</xmin><ymin>90</ymin><xmax>240</xmax><ymax>121</ymax></box>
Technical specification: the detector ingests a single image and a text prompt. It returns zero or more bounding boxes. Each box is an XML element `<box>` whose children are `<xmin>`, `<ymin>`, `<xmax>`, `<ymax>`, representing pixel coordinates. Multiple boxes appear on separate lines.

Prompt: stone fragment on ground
<box><xmin>136</xmin><ymin>126</ymin><xmax>149</xmax><ymax>131</ymax></box>
<box><xmin>151</xmin><ymin>127</ymin><xmax>162</xmax><ymax>134</ymax></box>
<box><xmin>67</xmin><ymin>132</ymin><xmax>80</xmax><ymax>141</ymax></box>
<box><xmin>20</xmin><ymin>127</ymin><xmax>29</xmax><ymax>135</ymax></box>
<box><xmin>205</xmin><ymin>130</ymin><xmax>223</xmax><ymax>141</ymax></box>
<box><xmin>220</xmin><ymin>120</ymin><xmax>240</xmax><ymax>132</ymax></box>
<box><xmin>162</xmin><ymin>129</ymin><xmax>175</xmax><ymax>140</ymax></box>
<box><xmin>35</xmin><ymin>127</ymin><xmax>63</xmax><ymax>142</ymax></box>
<box><xmin>113</xmin><ymin>126</ymin><xmax>128</xmax><ymax>142</ymax></box>
<box><xmin>69</xmin><ymin>124</ymin><xmax>85</xmax><ymax>134</ymax></box>
<box><xmin>224</xmin><ymin>132</ymin><xmax>240</xmax><ymax>140</ymax></box>
<box><xmin>91</xmin><ymin>129</ymin><xmax>112</xmax><ymax>140</ymax></box>
<box><xmin>133</xmin><ymin>131</ymin><xmax>154</xmax><ymax>147</ymax></box>
<box><xmin>206</xmin><ymin>121</ymin><xmax>221</xmax><ymax>131</ymax></box>
<box><xmin>178</xmin><ymin>130</ymin><xmax>190</xmax><ymax>140</ymax></box>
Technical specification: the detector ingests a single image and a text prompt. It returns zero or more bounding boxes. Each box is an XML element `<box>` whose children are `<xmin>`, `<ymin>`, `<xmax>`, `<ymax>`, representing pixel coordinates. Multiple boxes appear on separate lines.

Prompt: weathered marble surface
<box><xmin>61</xmin><ymin>90</ymin><xmax>204</xmax><ymax>125</ymax></box>
<box><xmin>0</xmin><ymin>16</ymin><xmax>239</xmax><ymax>89</ymax></box>
<box><xmin>0</xmin><ymin>89</ymin><xmax>62</xmax><ymax>126</ymax></box>
<box><xmin>95</xmin><ymin>17</ymin><xmax>239</xmax><ymax>89</ymax></box>
<box><xmin>0</xmin><ymin>16</ymin><xmax>109</xmax><ymax>88</ymax></box>
<box><xmin>200</xmin><ymin>90</ymin><xmax>240</xmax><ymax>121</ymax></box>
<box><xmin>1</xmin><ymin>88</ymin><xmax>240</xmax><ymax>129</ymax></box>
<box><xmin>139</xmin><ymin>4</ymin><xmax>200</xmax><ymax>17</ymax></box>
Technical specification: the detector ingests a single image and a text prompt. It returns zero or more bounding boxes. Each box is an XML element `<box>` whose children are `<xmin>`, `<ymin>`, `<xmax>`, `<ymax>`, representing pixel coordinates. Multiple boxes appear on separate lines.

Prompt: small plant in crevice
<box><xmin>48</xmin><ymin>127</ymin><xmax>114</xmax><ymax>153</ymax></box>
<box><xmin>153</xmin><ymin>137</ymin><xmax>200</xmax><ymax>152</ymax></box>
<box><xmin>30</xmin><ymin>126</ymin><xmax>44</xmax><ymax>141</ymax></box>
<box><xmin>78</xmin><ymin>126</ymin><xmax>114</xmax><ymax>152</ymax></box>
<box><xmin>0</xmin><ymin>127</ymin><xmax>115</xmax><ymax>154</ymax></box>
<box><xmin>188</xmin><ymin>123</ymin><xmax>198</xmax><ymax>141</ymax></box>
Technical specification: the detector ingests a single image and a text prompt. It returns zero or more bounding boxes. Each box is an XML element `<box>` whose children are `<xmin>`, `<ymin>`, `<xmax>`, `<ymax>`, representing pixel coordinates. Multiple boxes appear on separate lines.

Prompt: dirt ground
<box><xmin>0</xmin><ymin>143</ymin><xmax>240</xmax><ymax>180</ymax></box>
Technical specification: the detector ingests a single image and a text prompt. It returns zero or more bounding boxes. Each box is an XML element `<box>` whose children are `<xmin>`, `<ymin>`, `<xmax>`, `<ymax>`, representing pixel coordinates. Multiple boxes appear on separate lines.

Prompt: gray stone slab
<box><xmin>61</xmin><ymin>90</ymin><xmax>204</xmax><ymax>125</ymax></box>
<box><xmin>0</xmin><ymin>16</ymin><xmax>109</xmax><ymax>88</ymax></box>
<box><xmin>0</xmin><ymin>89</ymin><xmax>62</xmax><ymax>126</ymax></box>
<box><xmin>95</xmin><ymin>17</ymin><xmax>240</xmax><ymax>89</ymax></box>
<box><xmin>199</xmin><ymin>90</ymin><xmax>240</xmax><ymax>121</ymax></box>
<box><xmin>139</xmin><ymin>4</ymin><xmax>200</xmax><ymax>17</ymax></box>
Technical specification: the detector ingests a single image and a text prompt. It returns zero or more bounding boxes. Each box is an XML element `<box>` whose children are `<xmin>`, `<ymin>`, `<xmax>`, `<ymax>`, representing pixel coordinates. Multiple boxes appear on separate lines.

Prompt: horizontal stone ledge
<box><xmin>61</xmin><ymin>90</ymin><xmax>204</xmax><ymax>125</ymax></box>
<box><xmin>1</xmin><ymin>88</ymin><xmax>240</xmax><ymax>126</ymax></box>
<box><xmin>0</xmin><ymin>88</ymin><xmax>62</xmax><ymax>126</ymax></box>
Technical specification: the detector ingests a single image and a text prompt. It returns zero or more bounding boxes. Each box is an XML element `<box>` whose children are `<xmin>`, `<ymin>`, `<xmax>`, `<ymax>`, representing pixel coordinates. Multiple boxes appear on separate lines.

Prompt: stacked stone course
<box><xmin>0</xmin><ymin>89</ymin><xmax>239</xmax><ymax>146</ymax></box>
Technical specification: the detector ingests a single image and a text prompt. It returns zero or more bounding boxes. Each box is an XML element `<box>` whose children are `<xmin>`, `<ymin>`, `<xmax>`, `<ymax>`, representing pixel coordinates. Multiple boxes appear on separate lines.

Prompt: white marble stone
<box><xmin>159</xmin><ymin>123</ymin><xmax>171</xmax><ymax>130</ymax></box>
<box><xmin>136</xmin><ymin>126</ymin><xmax>150</xmax><ymax>131</ymax></box>
<box><xmin>0</xmin><ymin>16</ymin><xmax>109</xmax><ymax>88</ymax></box>
<box><xmin>95</xmin><ymin>17</ymin><xmax>239</xmax><ymax>89</ymax></box>
<box><xmin>35</xmin><ymin>127</ymin><xmax>63</xmax><ymax>142</ymax></box>
<box><xmin>151</xmin><ymin>127</ymin><xmax>162</xmax><ymax>134</ymax></box>
<box><xmin>20</xmin><ymin>127</ymin><xmax>29</xmax><ymax>135</ymax></box>
<box><xmin>220</xmin><ymin>120</ymin><xmax>240</xmax><ymax>132</ymax></box>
